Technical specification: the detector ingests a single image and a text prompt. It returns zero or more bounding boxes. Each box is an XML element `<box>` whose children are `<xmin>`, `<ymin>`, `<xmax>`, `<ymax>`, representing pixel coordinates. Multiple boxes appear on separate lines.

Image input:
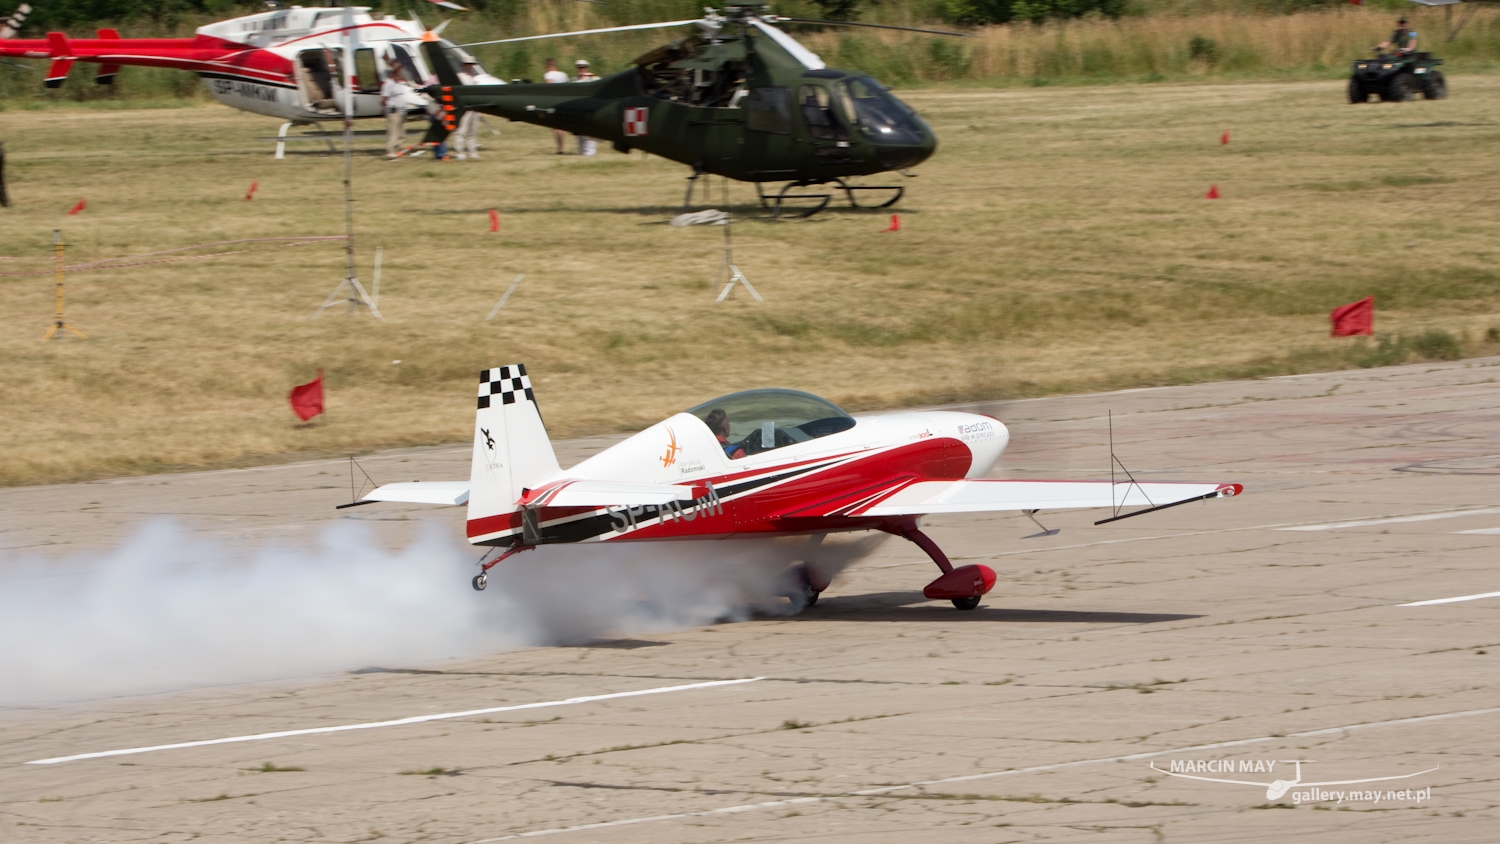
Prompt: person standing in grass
<box><xmin>572</xmin><ymin>59</ymin><xmax>600</xmax><ymax>156</ymax></box>
<box><xmin>381</xmin><ymin>63</ymin><xmax>411</xmax><ymax>159</ymax></box>
<box><xmin>543</xmin><ymin>58</ymin><xmax>570</xmax><ymax>154</ymax></box>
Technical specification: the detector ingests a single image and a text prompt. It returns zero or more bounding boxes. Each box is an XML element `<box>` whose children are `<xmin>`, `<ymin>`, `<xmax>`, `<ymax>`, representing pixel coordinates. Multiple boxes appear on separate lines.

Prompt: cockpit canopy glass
<box><xmin>687</xmin><ymin>389</ymin><xmax>856</xmax><ymax>457</ymax></box>
<box><xmin>837</xmin><ymin>77</ymin><xmax>925</xmax><ymax>146</ymax></box>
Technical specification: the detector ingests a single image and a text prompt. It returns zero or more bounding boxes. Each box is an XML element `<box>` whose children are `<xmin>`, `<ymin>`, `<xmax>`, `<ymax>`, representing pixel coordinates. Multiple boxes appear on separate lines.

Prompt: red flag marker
<box><xmin>1330</xmin><ymin>297</ymin><xmax>1374</xmax><ymax>336</ymax></box>
<box><xmin>488</xmin><ymin>208</ymin><xmax>500</xmax><ymax>232</ymax></box>
<box><xmin>289</xmin><ymin>369</ymin><xmax>324</xmax><ymax>422</ymax></box>
<box><xmin>1205</xmin><ymin>184</ymin><xmax>1220</xmax><ymax>199</ymax></box>
<box><xmin>245</xmin><ymin>180</ymin><xmax>259</xmax><ymax>201</ymax></box>
<box><xmin>1220</xmin><ymin>129</ymin><xmax>1230</xmax><ymax>145</ymax></box>
<box><xmin>66</xmin><ymin>197</ymin><xmax>86</xmax><ymax>215</ymax></box>
<box><xmin>881</xmin><ymin>213</ymin><xmax>900</xmax><ymax>233</ymax></box>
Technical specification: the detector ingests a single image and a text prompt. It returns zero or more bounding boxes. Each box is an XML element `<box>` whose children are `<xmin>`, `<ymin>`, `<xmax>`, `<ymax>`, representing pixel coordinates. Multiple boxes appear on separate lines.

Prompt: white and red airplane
<box><xmin>0</xmin><ymin>4</ymin><xmax>492</xmax><ymax>125</ymax></box>
<box><xmin>349</xmin><ymin>364</ymin><xmax>1242</xmax><ymax>610</ymax></box>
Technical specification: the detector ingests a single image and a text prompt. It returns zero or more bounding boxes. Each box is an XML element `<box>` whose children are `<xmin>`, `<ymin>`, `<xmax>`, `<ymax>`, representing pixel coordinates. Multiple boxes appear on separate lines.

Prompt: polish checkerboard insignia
<box><xmin>478</xmin><ymin>364</ymin><xmax>533</xmax><ymax>409</ymax></box>
<box><xmin>623</xmin><ymin>106</ymin><xmax>649</xmax><ymax>137</ymax></box>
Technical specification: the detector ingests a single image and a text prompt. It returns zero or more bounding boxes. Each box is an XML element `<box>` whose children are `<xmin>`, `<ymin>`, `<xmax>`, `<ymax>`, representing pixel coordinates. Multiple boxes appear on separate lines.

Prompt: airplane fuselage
<box><xmin>466</xmin><ymin>410</ymin><xmax>1007</xmax><ymax>546</ymax></box>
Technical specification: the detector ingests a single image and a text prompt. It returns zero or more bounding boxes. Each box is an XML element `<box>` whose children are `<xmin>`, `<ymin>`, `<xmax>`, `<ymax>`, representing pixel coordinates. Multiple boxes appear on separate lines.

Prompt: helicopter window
<box><xmin>353</xmin><ymin>48</ymin><xmax>380</xmax><ymax>94</ymax></box>
<box><xmin>297</xmin><ymin>49</ymin><xmax>341</xmax><ymax>112</ymax></box>
<box><xmin>687</xmin><ymin>389</ymin><xmax>856</xmax><ymax>458</ymax></box>
<box><xmin>744</xmin><ymin>87</ymin><xmax>792</xmax><ymax>134</ymax></box>
<box><xmin>799</xmin><ymin>85</ymin><xmax>845</xmax><ymax>142</ymax></box>
<box><xmin>838</xmin><ymin>77</ymin><xmax>925</xmax><ymax>146</ymax></box>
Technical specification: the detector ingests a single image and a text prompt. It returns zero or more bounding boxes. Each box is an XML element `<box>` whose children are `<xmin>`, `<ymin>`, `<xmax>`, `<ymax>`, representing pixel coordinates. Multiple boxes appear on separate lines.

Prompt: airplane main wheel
<box><xmin>951</xmin><ymin>596</ymin><xmax>981</xmax><ymax>611</ymax></box>
<box><xmin>803</xmin><ymin>582</ymin><xmax>820</xmax><ymax>608</ymax></box>
<box><xmin>472</xmin><ymin>573</ymin><xmax>488</xmax><ymax>591</ymax></box>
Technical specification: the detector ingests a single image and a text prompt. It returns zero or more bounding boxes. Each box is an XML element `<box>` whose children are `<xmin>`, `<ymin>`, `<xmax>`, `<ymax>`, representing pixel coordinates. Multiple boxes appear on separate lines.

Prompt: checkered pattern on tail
<box><xmin>478</xmin><ymin>364</ymin><xmax>533</xmax><ymax>409</ymax></box>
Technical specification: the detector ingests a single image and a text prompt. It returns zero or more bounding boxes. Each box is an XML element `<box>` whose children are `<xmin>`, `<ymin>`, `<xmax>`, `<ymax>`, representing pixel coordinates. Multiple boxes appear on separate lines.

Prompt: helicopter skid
<box><xmin>757</xmin><ymin>179</ymin><xmax>904</xmax><ymax>220</ymax></box>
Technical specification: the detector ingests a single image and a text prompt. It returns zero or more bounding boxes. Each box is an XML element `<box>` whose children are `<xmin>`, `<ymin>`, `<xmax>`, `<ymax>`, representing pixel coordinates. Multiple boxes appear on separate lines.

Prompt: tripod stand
<box><xmin>714</xmin><ymin>211</ymin><xmax>762</xmax><ymax>304</ymax></box>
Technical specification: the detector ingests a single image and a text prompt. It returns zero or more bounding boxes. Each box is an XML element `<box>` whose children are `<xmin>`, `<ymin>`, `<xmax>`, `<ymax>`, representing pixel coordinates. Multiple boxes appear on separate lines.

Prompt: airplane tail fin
<box><xmin>467</xmin><ymin>364</ymin><xmax>560</xmax><ymax>538</ymax></box>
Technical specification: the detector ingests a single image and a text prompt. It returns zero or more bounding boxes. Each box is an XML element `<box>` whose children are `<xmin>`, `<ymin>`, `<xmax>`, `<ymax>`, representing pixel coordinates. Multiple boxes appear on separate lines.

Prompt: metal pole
<box><xmin>45</xmin><ymin>228</ymin><xmax>84</xmax><ymax>339</ymax></box>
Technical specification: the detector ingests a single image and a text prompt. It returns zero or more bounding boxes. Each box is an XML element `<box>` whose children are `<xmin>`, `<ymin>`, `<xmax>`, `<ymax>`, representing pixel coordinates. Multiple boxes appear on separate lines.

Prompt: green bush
<box><xmin>1410</xmin><ymin>329</ymin><xmax>1462</xmax><ymax>361</ymax></box>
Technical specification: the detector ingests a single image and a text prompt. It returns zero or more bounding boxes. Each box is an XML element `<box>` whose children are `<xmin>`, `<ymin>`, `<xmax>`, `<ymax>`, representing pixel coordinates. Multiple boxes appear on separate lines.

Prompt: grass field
<box><xmin>2</xmin><ymin>76</ymin><xmax>1500</xmax><ymax>485</ymax></box>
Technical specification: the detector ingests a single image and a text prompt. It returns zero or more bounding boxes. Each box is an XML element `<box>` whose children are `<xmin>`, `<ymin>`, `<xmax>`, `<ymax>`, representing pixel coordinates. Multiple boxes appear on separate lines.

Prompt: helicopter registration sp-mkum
<box><xmin>349</xmin><ymin>364</ymin><xmax>1242</xmax><ymax>611</ymax></box>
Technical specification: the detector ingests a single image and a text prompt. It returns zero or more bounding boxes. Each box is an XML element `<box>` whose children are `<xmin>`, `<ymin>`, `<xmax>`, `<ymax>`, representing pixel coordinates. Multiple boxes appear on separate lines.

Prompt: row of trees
<box><xmin>8</xmin><ymin>0</ymin><xmax>1387</xmax><ymax>32</ymax></box>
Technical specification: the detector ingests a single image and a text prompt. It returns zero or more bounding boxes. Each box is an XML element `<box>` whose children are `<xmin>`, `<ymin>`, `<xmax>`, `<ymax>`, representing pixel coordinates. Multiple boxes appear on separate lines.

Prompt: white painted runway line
<box><xmin>1399</xmin><ymin>590</ymin><xmax>1500</xmax><ymax>607</ymax></box>
<box><xmin>1277</xmin><ymin>507</ymin><xmax>1500</xmax><ymax>532</ymax></box>
<box><xmin>24</xmin><ymin>678</ymin><xmax>763</xmax><ymax>766</ymax></box>
<box><xmin>470</xmin><ymin>705</ymin><xmax>1500</xmax><ymax>841</ymax></box>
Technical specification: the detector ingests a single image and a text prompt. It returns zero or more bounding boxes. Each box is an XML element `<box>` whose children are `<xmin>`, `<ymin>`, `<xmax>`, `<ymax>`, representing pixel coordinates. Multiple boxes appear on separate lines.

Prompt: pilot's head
<box><xmin>705</xmin><ymin>409</ymin><xmax>730</xmax><ymax>439</ymax></box>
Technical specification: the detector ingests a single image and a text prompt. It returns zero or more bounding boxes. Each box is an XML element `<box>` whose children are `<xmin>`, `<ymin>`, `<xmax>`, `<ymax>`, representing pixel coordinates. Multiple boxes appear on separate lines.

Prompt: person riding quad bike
<box><xmin>1350</xmin><ymin>16</ymin><xmax>1447</xmax><ymax>103</ymax></box>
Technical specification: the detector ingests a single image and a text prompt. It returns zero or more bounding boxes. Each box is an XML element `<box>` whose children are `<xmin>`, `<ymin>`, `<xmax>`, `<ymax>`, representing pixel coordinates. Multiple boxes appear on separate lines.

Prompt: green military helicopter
<box><xmin>421</xmin><ymin>6</ymin><xmax>966</xmax><ymax>217</ymax></box>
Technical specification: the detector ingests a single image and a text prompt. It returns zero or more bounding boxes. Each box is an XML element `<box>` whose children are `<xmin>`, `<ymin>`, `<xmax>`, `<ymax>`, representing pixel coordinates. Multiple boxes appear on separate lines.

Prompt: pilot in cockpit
<box><xmin>705</xmin><ymin>408</ymin><xmax>746</xmax><ymax>460</ymax></box>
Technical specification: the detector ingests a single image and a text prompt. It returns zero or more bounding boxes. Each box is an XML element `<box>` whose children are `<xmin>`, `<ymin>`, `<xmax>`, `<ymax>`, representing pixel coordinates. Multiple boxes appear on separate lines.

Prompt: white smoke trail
<box><xmin>0</xmin><ymin>520</ymin><xmax>884</xmax><ymax>706</ymax></box>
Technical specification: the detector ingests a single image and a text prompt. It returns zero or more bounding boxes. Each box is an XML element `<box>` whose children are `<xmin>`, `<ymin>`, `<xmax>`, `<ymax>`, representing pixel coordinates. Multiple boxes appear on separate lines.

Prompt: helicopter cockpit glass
<box><xmin>687</xmin><ymin>389</ymin><xmax>857</xmax><ymax>458</ymax></box>
<box><xmin>799</xmin><ymin>85</ymin><xmax>846</xmax><ymax>141</ymax></box>
<box><xmin>745</xmin><ymin>87</ymin><xmax>792</xmax><ymax>134</ymax></box>
<box><xmin>837</xmin><ymin>77</ymin><xmax>924</xmax><ymax>145</ymax></box>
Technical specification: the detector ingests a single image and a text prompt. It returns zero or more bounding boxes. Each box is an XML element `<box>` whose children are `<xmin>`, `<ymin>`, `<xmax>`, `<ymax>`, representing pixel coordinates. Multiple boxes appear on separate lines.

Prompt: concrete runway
<box><xmin>2</xmin><ymin>358</ymin><xmax>1498</xmax><ymax>842</ymax></box>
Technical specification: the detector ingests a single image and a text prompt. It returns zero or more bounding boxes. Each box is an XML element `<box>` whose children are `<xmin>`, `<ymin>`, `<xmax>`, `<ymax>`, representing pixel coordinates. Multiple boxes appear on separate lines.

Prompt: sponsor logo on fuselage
<box><xmin>660</xmin><ymin>427</ymin><xmax>682</xmax><ymax>468</ymax></box>
<box><xmin>957</xmin><ymin>420</ymin><xmax>999</xmax><ymax>443</ymax></box>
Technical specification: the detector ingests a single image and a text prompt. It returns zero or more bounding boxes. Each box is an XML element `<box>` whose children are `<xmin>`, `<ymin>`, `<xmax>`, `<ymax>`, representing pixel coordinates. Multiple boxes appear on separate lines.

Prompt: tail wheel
<box><xmin>951</xmin><ymin>596</ymin><xmax>981</xmax><ymax>611</ymax></box>
<box><xmin>1348</xmin><ymin>78</ymin><xmax>1367</xmax><ymax>104</ymax></box>
<box><xmin>1423</xmin><ymin>72</ymin><xmax>1448</xmax><ymax>100</ymax></box>
<box><xmin>472</xmin><ymin>573</ymin><xmax>488</xmax><ymax>591</ymax></box>
<box><xmin>1382</xmin><ymin>74</ymin><xmax>1414</xmax><ymax>102</ymax></box>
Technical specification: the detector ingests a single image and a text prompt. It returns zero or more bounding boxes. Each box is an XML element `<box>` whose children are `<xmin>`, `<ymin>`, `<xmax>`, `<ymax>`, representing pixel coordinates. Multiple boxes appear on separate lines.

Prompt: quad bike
<box><xmin>1350</xmin><ymin>50</ymin><xmax>1447</xmax><ymax>103</ymax></box>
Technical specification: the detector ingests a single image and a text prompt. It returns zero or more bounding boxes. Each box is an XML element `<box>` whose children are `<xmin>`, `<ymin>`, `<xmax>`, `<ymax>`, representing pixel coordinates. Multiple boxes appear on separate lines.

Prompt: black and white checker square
<box><xmin>477</xmin><ymin>364</ymin><xmax>533</xmax><ymax>409</ymax></box>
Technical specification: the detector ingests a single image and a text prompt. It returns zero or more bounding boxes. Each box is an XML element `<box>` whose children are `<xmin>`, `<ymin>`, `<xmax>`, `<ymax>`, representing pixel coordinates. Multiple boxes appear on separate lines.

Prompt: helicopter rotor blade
<box><xmin>774</xmin><ymin>17</ymin><xmax>974</xmax><ymax>38</ymax></box>
<box><xmin>460</xmin><ymin>19</ymin><xmax>701</xmax><ymax>48</ymax></box>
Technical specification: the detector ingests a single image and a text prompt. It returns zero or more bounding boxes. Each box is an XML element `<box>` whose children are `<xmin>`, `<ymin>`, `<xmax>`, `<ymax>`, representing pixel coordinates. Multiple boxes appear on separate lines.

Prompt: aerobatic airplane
<box><xmin>350</xmin><ymin>365</ymin><xmax>1242</xmax><ymax>610</ymax></box>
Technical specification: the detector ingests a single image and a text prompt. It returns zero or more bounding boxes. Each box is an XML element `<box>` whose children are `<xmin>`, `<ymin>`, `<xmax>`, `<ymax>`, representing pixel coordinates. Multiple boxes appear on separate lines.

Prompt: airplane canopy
<box><xmin>687</xmin><ymin>388</ymin><xmax>855</xmax><ymax>452</ymax></box>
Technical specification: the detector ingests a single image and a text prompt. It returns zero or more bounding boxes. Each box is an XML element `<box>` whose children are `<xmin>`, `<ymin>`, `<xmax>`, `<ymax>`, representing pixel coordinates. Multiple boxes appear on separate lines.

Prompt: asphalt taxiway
<box><xmin>2</xmin><ymin>357</ymin><xmax>1498</xmax><ymax>842</ymax></box>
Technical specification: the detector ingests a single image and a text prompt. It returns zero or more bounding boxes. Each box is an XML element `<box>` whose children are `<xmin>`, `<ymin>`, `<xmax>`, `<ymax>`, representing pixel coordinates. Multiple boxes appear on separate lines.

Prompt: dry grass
<box><xmin>3</xmin><ymin>75</ymin><xmax>1500</xmax><ymax>485</ymax></box>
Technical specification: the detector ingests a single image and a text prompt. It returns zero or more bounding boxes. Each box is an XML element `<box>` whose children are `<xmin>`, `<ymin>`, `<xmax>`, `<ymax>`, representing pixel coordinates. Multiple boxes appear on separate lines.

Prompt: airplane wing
<box><xmin>359</xmin><ymin>481</ymin><xmax>471</xmax><ymax>506</ymax></box>
<box><xmin>856</xmin><ymin>479</ymin><xmax>1241</xmax><ymax>521</ymax></box>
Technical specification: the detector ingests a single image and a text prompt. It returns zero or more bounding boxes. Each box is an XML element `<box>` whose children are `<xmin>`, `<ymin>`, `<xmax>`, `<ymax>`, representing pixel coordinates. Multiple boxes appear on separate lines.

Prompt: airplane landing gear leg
<box><xmin>471</xmin><ymin>543</ymin><xmax>534</xmax><ymax>591</ymax></box>
<box><xmin>898</xmin><ymin>526</ymin><xmax>995</xmax><ymax>610</ymax></box>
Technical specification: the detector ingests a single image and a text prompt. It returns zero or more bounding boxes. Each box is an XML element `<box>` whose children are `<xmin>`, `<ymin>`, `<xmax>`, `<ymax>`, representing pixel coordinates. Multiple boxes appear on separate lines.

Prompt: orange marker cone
<box><xmin>488</xmin><ymin>209</ymin><xmax>500</xmax><ymax>232</ymax></box>
<box><xmin>66</xmin><ymin>197</ymin><xmax>86</xmax><ymax>215</ymax></box>
<box><xmin>881</xmin><ymin>213</ymin><xmax>900</xmax><ymax>233</ymax></box>
<box><xmin>1220</xmin><ymin>129</ymin><xmax>1230</xmax><ymax>146</ymax></box>
<box><xmin>245</xmin><ymin>180</ymin><xmax>259</xmax><ymax>201</ymax></box>
<box><xmin>1205</xmin><ymin>184</ymin><xmax>1220</xmax><ymax>199</ymax></box>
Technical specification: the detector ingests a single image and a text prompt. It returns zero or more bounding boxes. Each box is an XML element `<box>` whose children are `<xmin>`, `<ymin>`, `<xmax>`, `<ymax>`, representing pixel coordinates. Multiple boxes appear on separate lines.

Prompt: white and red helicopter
<box><xmin>348</xmin><ymin>364</ymin><xmax>1242</xmax><ymax>611</ymax></box>
<box><xmin>0</xmin><ymin>3</ymin><xmax>492</xmax><ymax>128</ymax></box>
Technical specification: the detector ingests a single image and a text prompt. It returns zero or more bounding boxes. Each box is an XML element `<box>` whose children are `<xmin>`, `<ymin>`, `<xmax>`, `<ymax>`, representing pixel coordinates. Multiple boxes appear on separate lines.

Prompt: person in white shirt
<box><xmin>542</xmin><ymin>58</ymin><xmax>569</xmax><ymax>154</ymax></box>
<box><xmin>572</xmin><ymin>59</ymin><xmax>599</xmax><ymax>156</ymax></box>
<box><xmin>454</xmin><ymin>59</ymin><xmax>501</xmax><ymax>160</ymax></box>
<box><xmin>381</xmin><ymin>64</ymin><xmax>412</xmax><ymax>159</ymax></box>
